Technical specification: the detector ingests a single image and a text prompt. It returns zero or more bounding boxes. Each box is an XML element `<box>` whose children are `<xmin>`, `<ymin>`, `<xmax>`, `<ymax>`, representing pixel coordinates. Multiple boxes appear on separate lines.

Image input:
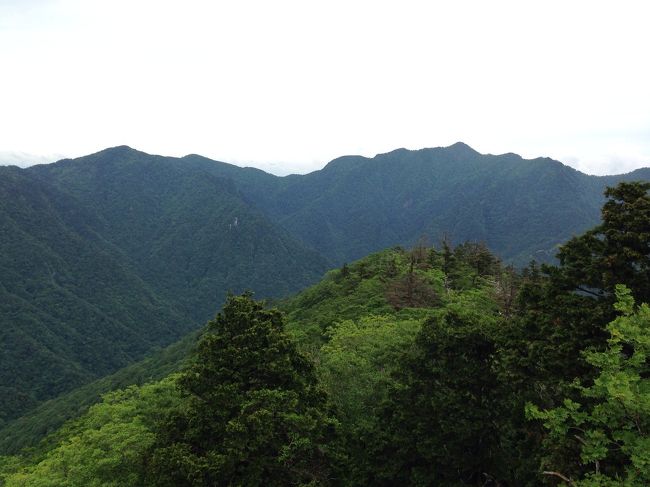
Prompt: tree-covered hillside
<box><xmin>0</xmin><ymin>237</ymin><xmax>501</xmax><ymax>455</ymax></box>
<box><xmin>0</xmin><ymin>167</ymin><xmax>188</xmax><ymax>424</ymax></box>
<box><xmin>0</xmin><ymin>149</ymin><xmax>329</xmax><ymax>424</ymax></box>
<box><xmin>57</xmin><ymin>143</ymin><xmax>649</xmax><ymax>268</ymax></box>
<box><xmin>260</xmin><ymin>143</ymin><xmax>650</xmax><ymax>265</ymax></box>
<box><xmin>1</xmin><ymin>143</ymin><xmax>648</xmax><ymax>454</ymax></box>
<box><xmin>2</xmin><ymin>181</ymin><xmax>649</xmax><ymax>486</ymax></box>
<box><xmin>30</xmin><ymin>146</ymin><xmax>330</xmax><ymax>322</ymax></box>
<box><xmin>0</xmin><ymin>330</ymin><xmax>198</xmax><ymax>455</ymax></box>
<box><xmin>0</xmin><ymin>236</ymin><xmax>507</xmax><ymax>485</ymax></box>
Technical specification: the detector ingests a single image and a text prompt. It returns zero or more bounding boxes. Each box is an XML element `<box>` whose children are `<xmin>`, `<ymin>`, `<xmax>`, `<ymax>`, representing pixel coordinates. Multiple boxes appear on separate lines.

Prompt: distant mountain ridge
<box><xmin>30</xmin><ymin>147</ymin><xmax>329</xmax><ymax>322</ymax></box>
<box><xmin>198</xmin><ymin>141</ymin><xmax>649</xmax><ymax>264</ymax></box>
<box><xmin>1</xmin><ymin>142</ymin><xmax>648</xmax><ymax>424</ymax></box>
<box><xmin>0</xmin><ymin>151</ymin><xmax>329</xmax><ymax>423</ymax></box>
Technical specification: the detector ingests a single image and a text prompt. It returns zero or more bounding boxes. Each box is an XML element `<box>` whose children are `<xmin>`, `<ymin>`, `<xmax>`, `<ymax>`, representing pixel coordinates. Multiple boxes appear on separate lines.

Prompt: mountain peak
<box><xmin>445</xmin><ymin>141</ymin><xmax>479</xmax><ymax>155</ymax></box>
<box><xmin>94</xmin><ymin>145</ymin><xmax>141</xmax><ymax>157</ymax></box>
<box><xmin>321</xmin><ymin>155</ymin><xmax>368</xmax><ymax>173</ymax></box>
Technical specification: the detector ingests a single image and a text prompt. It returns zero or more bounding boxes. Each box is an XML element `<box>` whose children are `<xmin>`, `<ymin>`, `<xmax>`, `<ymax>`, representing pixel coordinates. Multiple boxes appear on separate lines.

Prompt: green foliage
<box><xmin>527</xmin><ymin>285</ymin><xmax>650</xmax><ymax>485</ymax></box>
<box><xmin>317</xmin><ymin>314</ymin><xmax>426</xmax><ymax>485</ymax></box>
<box><xmin>3</xmin><ymin>144</ymin><xmax>648</xmax><ymax>429</ymax></box>
<box><xmin>482</xmin><ymin>182</ymin><xmax>650</xmax><ymax>485</ymax></box>
<box><xmin>32</xmin><ymin>147</ymin><xmax>331</xmax><ymax>324</ymax></box>
<box><xmin>0</xmin><ymin>331</ymin><xmax>197</xmax><ymax>455</ymax></box>
<box><xmin>497</xmin><ymin>182</ymin><xmax>650</xmax><ymax>400</ymax></box>
<box><xmin>258</xmin><ymin>143</ymin><xmax>643</xmax><ymax>266</ymax></box>
<box><xmin>556</xmin><ymin>181</ymin><xmax>650</xmax><ymax>303</ymax></box>
<box><xmin>320</xmin><ymin>315</ymin><xmax>421</xmax><ymax>425</ymax></box>
<box><xmin>283</xmin><ymin>249</ymin><xmax>406</xmax><ymax>328</ymax></box>
<box><xmin>0</xmin><ymin>148</ymin><xmax>330</xmax><ymax>425</ymax></box>
<box><xmin>3</xmin><ymin>169</ymin><xmax>650</xmax><ymax>486</ymax></box>
<box><xmin>280</xmin><ymin>241</ymin><xmax>509</xmax><ymax>485</ymax></box>
<box><xmin>148</xmin><ymin>294</ymin><xmax>339</xmax><ymax>486</ymax></box>
<box><xmin>0</xmin><ymin>167</ymin><xmax>192</xmax><ymax>424</ymax></box>
<box><xmin>0</xmin><ymin>233</ymin><xmax>571</xmax><ymax>485</ymax></box>
<box><xmin>0</xmin><ymin>378</ymin><xmax>181</xmax><ymax>486</ymax></box>
<box><xmin>370</xmin><ymin>299</ymin><xmax>507</xmax><ymax>486</ymax></box>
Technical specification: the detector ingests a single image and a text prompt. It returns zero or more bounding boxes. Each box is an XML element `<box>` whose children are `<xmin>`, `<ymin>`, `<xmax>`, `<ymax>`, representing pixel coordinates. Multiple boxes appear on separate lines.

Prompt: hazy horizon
<box><xmin>2</xmin><ymin>142</ymin><xmax>649</xmax><ymax>178</ymax></box>
<box><xmin>2</xmin><ymin>1</ymin><xmax>649</xmax><ymax>176</ymax></box>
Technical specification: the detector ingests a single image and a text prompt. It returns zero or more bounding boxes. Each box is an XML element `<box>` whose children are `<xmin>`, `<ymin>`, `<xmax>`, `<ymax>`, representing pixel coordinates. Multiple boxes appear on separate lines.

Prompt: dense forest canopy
<box><xmin>2</xmin><ymin>144</ymin><xmax>649</xmax><ymax>427</ymax></box>
<box><xmin>1</xmin><ymin>146</ymin><xmax>650</xmax><ymax>486</ymax></box>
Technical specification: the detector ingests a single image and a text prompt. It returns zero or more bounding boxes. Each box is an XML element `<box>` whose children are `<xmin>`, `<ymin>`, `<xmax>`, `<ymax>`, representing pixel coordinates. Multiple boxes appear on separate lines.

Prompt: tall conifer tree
<box><xmin>149</xmin><ymin>293</ymin><xmax>338</xmax><ymax>486</ymax></box>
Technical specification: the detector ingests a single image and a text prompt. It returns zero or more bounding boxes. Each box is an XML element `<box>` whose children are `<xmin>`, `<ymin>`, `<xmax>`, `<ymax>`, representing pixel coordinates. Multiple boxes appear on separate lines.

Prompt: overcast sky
<box><xmin>1</xmin><ymin>0</ymin><xmax>649</xmax><ymax>175</ymax></box>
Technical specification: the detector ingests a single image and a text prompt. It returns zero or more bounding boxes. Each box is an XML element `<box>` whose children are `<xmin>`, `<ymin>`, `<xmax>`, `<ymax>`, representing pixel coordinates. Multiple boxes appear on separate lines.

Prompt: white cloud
<box><xmin>0</xmin><ymin>151</ymin><xmax>63</xmax><ymax>167</ymax></box>
<box><xmin>0</xmin><ymin>0</ymin><xmax>649</xmax><ymax>175</ymax></box>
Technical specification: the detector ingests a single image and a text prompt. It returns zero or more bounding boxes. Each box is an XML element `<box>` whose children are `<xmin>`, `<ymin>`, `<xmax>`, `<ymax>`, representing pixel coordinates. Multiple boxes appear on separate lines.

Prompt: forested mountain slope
<box><xmin>0</xmin><ymin>239</ymin><xmax>502</xmax><ymax>459</ymax></box>
<box><xmin>2</xmin><ymin>143</ymin><xmax>648</xmax><ymax>435</ymax></box>
<box><xmin>0</xmin><ymin>167</ymin><xmax>187</xmax><ymax>424</ymax></box>
<box><xmin>158</xmin><ymin>143</ymin><xmax>650</xmax><ymax>265</ymax></box>
<box><xmin>0</xmin><ymin>238</ymin><xmax>504</xmax><ymax>455</ymax></box>
<box><xmin>0</xmin><ymin>330</ymin><xmax>198</xmax><ymax>454</ymax></box>
<box><xmin>31</xmin><ymin>143</ymin><xmax>650</xmax><ymax>268</ymax></box>
<box><xmin>3</xmin><ymin>181</ymin><xmax>649</xmax><ymax>486</ymax></box>
<box><xmin>31</xmin><ymin>146</ymin><xmax>329</xmax><ymax>322</ymax></box>
<box><xmin>259</xmin><ymin>143</ymin><xmax>650</xmax><ymax>264</ymax></box>
<box><xmin>0</xmin><ymin>151</ymin><xmax>329</xmax><ymax>424</ymax></box>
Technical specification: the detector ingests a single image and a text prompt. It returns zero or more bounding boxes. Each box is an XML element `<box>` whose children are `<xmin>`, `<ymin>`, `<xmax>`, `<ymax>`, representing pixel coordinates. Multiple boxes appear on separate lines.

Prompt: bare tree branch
<box><xmin>543</xmin><ymin>471</ymin><xmax>575</xmax><ymax>485</ymax></box>
<box><xmin>576</xmin><ymin>286</ymin><xmax>605</xmax><ymax>298</ymax></box>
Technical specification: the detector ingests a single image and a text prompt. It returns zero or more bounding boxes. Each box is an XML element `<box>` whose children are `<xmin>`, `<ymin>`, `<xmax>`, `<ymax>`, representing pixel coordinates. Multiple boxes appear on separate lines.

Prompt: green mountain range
<box><xmin>1</xmin><ymin>143</ymin><xmax>648</xmax><ymax>426</ymax></box>
<box><xmin>0</xmin><ymin>149</ymin><xmax>328</xmax><ymax>423</ymax></box>
<box><xmin>251</xmin><ymin>142</ymin><xmax>650</xmax><ymax>264</ymax></box>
